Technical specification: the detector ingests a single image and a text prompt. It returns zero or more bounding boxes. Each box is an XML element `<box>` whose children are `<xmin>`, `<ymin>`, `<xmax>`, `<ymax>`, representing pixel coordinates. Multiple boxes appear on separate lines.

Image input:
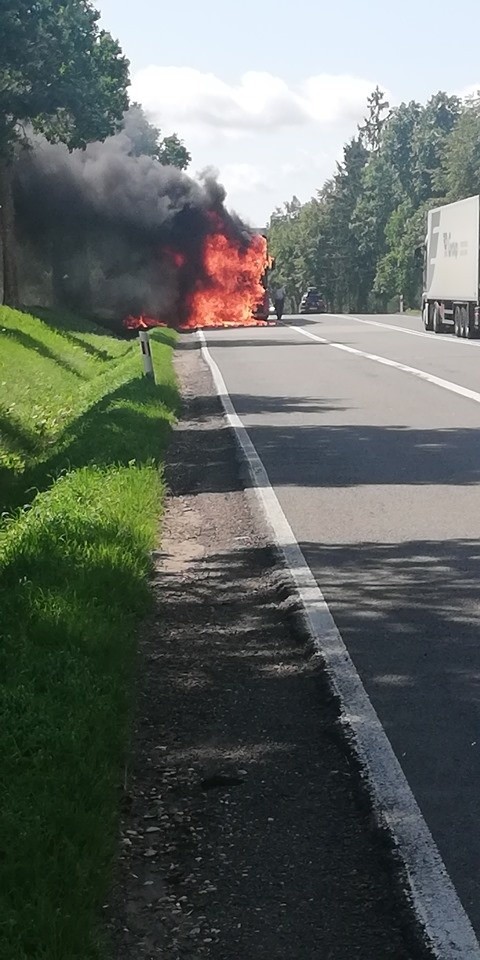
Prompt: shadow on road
<box><xmin>174</xmin><ymin>391</ymin><xmax>480</xmax><ymax>493</ymax></box>
<box><xmin>298</xmin><ymin>533</ymin><xmax>480</xmax><ymax>928</ymax></box>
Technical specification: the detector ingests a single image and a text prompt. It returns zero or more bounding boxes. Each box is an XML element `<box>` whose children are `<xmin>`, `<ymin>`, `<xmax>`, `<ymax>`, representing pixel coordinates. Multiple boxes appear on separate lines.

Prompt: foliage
<box><xmin>439</xmin><ymin>95</ymin><xmax>480</xmax><ymax>201</ymax></box>
<box><xmin>269</xmin><ymin>88</ymin><xmax>475</xmax><ymax>312</ymax></box>
<box><xmin>124</xmin><ymin>102</ymin><xmax>163</xmax><ymax>159</ymax></box>
<box><xmin>268</xmin><ymin>196</ymin><xmax>306</xmax><ymax>309</ymax></box>
<box><xmin>157</xmin><ymin>132</ymin><xmax>191</xmax><ymax>170</ymax></box>
<box><xmin>0</xmin><ymin>306</ymin><xmax>178</xmax><ymax>958</ymax></box>
<box><xmin>358</xmin><ymin>86</ymin><xmax>390</xmax><ymax>152</ymax></box>
<box><xmin>374</xmin><ymin>200</ymin><xmax>430</xmax><ymax>306</ymax></box>
<box><xmin>0</xmin><ymin>0</ymin><xmax>129</xmax><ymax>159</ymax></box>
<box><xmin>124</xmin><ymin>103</ymin><xmax>191</xmax><ymax>169</ymax></box>
<box><xmin>0</xmin><ymin>0</ymin><xmax>130</xmax><ymax>306</ymax></box>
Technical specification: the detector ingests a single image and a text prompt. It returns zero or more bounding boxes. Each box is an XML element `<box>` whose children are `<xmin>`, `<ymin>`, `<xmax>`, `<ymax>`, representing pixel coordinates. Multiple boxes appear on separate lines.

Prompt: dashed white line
<box><xmin>333</xmin><ymin>313</ymin><xmax>455</xmax><ymax>342</ymax></box>
<box><xmin>289</xmin><ymin>324</ymin><xmax>480</xmax><ymax>407</ymax></box>
<box><xmin>327</xmin><ymin>312</ymin><xmax>480</xmax><ymax>346</ymax></box>
<box><xmin>199</xmin><ymin>328</ymin><xmax>480</xmax><ymax>959</ymax></box>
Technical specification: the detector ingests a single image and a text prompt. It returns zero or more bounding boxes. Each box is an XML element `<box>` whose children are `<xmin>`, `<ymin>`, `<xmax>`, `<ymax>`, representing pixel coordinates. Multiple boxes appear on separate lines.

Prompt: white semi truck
<box><xmin>422</xmin><ymin>194</ymin><xmax>480</xmax><ymax>338</ymax></box>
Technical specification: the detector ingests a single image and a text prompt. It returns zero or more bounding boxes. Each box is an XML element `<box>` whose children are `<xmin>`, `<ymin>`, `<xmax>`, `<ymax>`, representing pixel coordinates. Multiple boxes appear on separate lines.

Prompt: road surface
<box><xmin>204</xmin><ymin>312</ymin><xmax>480</xmax><ymax>942</ymax></box>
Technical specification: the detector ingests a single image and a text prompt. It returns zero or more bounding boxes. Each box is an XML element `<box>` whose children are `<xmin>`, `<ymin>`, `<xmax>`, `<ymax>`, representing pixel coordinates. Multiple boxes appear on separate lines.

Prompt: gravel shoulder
<box><xmin>107</xmin><ymin>336</ymin><xmax>429</xmax><ymax>960</ymax></box>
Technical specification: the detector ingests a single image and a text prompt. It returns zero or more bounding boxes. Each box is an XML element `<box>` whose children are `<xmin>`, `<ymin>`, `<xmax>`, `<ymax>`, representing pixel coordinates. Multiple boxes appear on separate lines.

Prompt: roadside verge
<box><xmin>0</xmin><ymin>310</ymin><xmax>178</xmax><ymax>960</ymax></box>
<box><xmin>109</xmin><ymin>336</ymin><xmax>429</xmax><ymax>960</ymax></box>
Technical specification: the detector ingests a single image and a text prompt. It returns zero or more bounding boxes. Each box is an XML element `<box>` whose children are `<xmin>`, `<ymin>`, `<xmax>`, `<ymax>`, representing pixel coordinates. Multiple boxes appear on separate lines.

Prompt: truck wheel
<box><xmin>454</xmin><ymin>306</ymin><xmax>462</xmax><ymax>337</ymax></box>
<box><xmin>464</xmin><ymin>308</ymin><xmax>474</xmax><ymax>339</ymax></box>
<box><xmin>423</xmin><ymin>303</ymin><xmax>433</xmax><ymax>331</ymax></box>
<box><xmin>433</xmin><ymin>305</ymin><xmax>443</xmax><ymax>334</ymax></box>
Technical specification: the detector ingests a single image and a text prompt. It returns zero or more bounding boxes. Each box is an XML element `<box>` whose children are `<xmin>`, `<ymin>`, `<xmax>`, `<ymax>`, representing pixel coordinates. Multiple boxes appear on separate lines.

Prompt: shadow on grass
<box><xmin>1</xmin><ymin>374</ymin><xmax>180</xmax><ymax>515</ymax></box>
<box><xmin>2</xmin><ymin>326</ymin><xmax>88</xmax><ymax>378</ymax></box>
<box><xmin>2</xmin><ymin>511</ymin><xmax>150</xmax><ymax>605</ymax></box>
<box><xmin>30</xmin><ymin>305</ymin><xmax>130</xmax><ymax>360</ymax></box>
<box><xmin>0</xmin><ymin>406</ymin><xmax>42</xmax><ymax>460</ymax></box>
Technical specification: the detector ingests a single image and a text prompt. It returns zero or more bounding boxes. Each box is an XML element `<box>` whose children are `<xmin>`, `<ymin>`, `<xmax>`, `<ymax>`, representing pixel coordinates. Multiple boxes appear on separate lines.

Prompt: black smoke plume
<box><xmin>13</xmin><ymin>124</ymin><xmax>254</xmax><ymax>327</ymax></box>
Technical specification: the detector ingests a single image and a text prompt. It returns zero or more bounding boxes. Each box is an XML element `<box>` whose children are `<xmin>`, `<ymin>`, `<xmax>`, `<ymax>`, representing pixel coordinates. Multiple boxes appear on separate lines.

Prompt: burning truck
<box><xmin>13</xmin><ymin>130</ymin><xmax>276</xmax><ymax>333</ymax></box>
<box><xmin>125</xmin><ymin>227</ymin><xmax>276</xmax><ymax>333</ymax></box>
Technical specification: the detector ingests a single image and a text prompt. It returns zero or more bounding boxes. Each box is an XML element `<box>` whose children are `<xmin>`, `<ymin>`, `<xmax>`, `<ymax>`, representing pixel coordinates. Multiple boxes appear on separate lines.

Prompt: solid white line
<box><xmin>198</xmin><ymin>329</ymin><xmax>480</xmax><ymax>959</ymax></box>
<box><xmin>289</xmin><ymin>324</ymin><xmax>480</xmax><ymax>408</ymax></box>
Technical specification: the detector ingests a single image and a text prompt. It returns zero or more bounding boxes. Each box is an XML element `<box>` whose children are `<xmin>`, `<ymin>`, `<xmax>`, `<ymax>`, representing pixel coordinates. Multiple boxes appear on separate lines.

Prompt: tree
<box><xmin>350</xmin><ymin>153</ymin><xmax>401</xmax><ymax>308</ymax></box>
<box><xmin>411</xmin><ymin>92</ymin><xmax>461</xmax><ymax>203</ymax></box>
<box><xmin>268</xmin><ymin>197</ymin><xmax>306</xmax><ymax>309</ymax></box>
<box><xmin>267</xmin><ymin>89</ymin><xmax>465</xmax><ymax>315</ymax></box>
<box><xmin>374</xmin><ymin>199</ymin><xmax>436</xmax><ymax>308</ymax></box>
<box><xmin>156</xmin><ymin>134</ymin><xmax>191</xmax><ymax>171</ymax></box>
<box><xmin>123</xmin><ymin>102</ymin><xmax>163</xmax><ymax>159</ymax></box>
<box><xmin>0</xmin><ymin>0</ymin><xmax>129</xmax><ymax>306</ymax></box>
<box><xmin>123</xmin><ymin>103</ymin><xmax>191</xmax><ymax>169</ymax></box>
<box><xmin>380</xmin><ymin>101</ymin><xmax>421</xmax><ymax>199</ymax></box>
<box><xmin>439</xmin><ymin>96</ymin><xmax>480</xmax><ymax>201</ymax></box>
<box><xmin>271</xmin><ymin>141</ymin><xmax>373</xmax><ymax>313</ymax></box>
<box><xmin>358</xmin><ymin>86</ymin><xmax>390</xmax><ymax>152</ymax></box>
<box><xmin>323</xmin><ymin>137</ymin><xmax>370</xmax><ymax>310</ymax></box>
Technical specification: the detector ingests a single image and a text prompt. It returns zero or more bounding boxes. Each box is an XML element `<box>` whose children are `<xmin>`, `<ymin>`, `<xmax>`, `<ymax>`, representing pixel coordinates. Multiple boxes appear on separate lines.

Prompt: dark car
<box><xmin>299</xmin><ymin>288</ymin><xmax>326</xmax><ymax>314</ymax></box>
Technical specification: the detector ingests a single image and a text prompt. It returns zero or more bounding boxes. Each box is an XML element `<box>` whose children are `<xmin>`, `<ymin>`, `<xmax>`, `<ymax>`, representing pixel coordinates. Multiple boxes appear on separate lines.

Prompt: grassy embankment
<box><xmin>0</xmin><ymin>306</ymin><xmax>178</xmax><ymax>959</ymax></box>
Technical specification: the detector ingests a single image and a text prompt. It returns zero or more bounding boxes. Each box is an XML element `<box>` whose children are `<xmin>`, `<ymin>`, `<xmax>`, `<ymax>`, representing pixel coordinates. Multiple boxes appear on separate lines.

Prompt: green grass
<box><xmin>0</xmin><ymin>307</ymin><xmax>179</xmax><ymax>959</ymax></box>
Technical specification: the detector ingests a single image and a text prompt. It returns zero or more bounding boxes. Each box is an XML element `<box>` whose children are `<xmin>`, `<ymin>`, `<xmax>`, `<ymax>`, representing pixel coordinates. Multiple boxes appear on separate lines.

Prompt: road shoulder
<box><xmin>107</xmin><ymin>337</ymin><xmax>428</xmax><ymax>959</ymax></box>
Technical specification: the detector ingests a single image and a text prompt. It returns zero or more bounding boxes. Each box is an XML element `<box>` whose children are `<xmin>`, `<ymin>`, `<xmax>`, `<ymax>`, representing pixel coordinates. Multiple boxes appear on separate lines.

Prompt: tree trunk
<box><xmin>0</xmin><ymin>156</ymin><xmax>19</xmax><ymax>307</ymax></box>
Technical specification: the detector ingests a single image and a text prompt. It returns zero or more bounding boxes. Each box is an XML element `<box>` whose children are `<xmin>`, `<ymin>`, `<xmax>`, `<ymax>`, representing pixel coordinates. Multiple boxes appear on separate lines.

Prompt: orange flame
<box><xmin>184</xmin><ymin>232</ymin><xmax>269</xmax><ymax>329</ymax></box>
<box><xmin>124</xmin><ymin>315</ymin><xmax>167</xmax><ymax>330</ymax></box>
<box><xmin>123</xmin><ymin>230</ymin><xmax>273</xmax><ymax>332</ymax></box>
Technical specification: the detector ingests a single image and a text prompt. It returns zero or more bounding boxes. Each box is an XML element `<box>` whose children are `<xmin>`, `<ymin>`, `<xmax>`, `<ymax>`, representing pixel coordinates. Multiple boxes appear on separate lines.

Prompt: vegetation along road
<box><xmin>0</xmin><ymin>306</ymin><xmax>178</xmax><ymax>958</ymax></box>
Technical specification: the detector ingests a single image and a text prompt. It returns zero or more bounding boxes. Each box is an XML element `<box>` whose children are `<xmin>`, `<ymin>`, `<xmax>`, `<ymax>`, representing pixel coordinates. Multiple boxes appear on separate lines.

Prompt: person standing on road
<box><xmin>273</xmin><ymin>285</ymin><xmax>285</xmax><ymax>322</ymax></box>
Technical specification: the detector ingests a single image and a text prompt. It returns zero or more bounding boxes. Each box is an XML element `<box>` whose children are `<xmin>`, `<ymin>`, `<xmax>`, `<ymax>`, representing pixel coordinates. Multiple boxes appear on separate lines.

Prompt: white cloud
<box><xmin>217</xmin><ymin>162</ymin><xmax>273</xmax><ymax>196</ymax></box>
<box><xmin>129</xmin><ymin>66</ymin><xmax>387</xmax><ymax>224</ymax></box>
<box><xmin>131</xmin><ymin>66</ymin><xmax>377</xmax><ymax>135</ymax></box>
<box><xmin>303</xmin><ymin>75</ymin><xmax>374</xmax><ymax>123</ymax></box>
<box><xmin>280</xmin><ymin>148</ymin><xmax>331</xmax><ymax>178</ymax></box>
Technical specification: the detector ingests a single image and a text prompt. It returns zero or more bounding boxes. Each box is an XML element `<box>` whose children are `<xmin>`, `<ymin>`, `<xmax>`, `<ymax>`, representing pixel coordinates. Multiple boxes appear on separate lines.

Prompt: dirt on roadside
<box><xmin>107</xmin><ymin>337</ymin><xmax>429</xmax><ymax>960</ymax></box>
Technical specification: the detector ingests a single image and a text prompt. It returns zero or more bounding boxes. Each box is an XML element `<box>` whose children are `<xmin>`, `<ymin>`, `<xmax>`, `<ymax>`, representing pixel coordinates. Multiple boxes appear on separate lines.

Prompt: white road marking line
<box><xmin>290</xmin><ymin>324</ymin><xmax>480</xmax><ymax>408</ymax></box>
<box><xmin>199</xmin><ymin>328</ymin><xmax>480</xmax><ymax>959</ymax></box>
<box><xmin>328</xmin><ymin>313</ymin><xmax>479</xmax><ymax>345</ymax></box>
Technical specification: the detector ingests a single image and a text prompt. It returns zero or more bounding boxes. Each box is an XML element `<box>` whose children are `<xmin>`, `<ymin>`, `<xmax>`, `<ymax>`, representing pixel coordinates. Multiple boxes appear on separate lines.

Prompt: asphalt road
<box><xmin>204</xmin><ymin>312</ymin><xmax>480</xmax><ymax>939</ymax></box>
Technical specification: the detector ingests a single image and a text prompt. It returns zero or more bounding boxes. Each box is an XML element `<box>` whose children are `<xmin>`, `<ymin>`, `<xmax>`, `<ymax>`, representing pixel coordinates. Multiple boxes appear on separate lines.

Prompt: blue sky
<box><xmin>97</xmin><ymin>0</ymin><xmax>480</xmax><ymax>225</ymax></box>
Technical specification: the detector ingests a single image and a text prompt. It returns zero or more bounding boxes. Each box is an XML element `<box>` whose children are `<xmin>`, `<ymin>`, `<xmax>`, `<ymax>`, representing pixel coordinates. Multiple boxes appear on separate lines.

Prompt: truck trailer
<box><xmin>422</xmin><ymin>194</ymin><xmax>480</xmax><ymax>338</ymax></box>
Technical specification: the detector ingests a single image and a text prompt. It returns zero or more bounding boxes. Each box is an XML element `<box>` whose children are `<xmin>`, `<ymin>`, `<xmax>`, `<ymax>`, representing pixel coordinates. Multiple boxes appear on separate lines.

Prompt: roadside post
<box><xmin>399</xmin><ymin>294</ymin><xmax>404</xmax><ymax>314</ymax></box>
<box><xmin>139</xmin><ymin>329</ymin><xmax>156</xmax><ymax>382</ymax></box>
